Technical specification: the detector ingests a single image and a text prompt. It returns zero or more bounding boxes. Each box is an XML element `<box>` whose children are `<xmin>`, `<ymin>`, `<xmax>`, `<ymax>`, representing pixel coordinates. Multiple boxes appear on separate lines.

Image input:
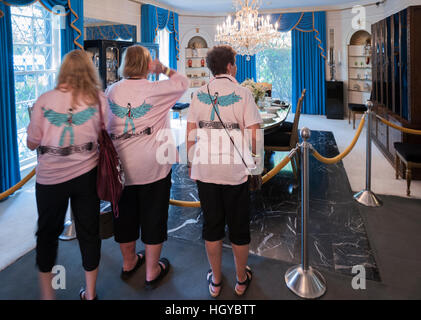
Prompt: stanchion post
<box><xmin>285</xmin><ymin>127</ymin><xmax>327</xmax><ymax>299</ymax></box>
<box><xmin>59</xmin><ymin>201</ymin><xmax>77</xmax><ymax>241</ymax></box>
<box><xmin>354</xmin><ymin>101</ymin><xmax>382</xmax><ymax>207</ymax></box>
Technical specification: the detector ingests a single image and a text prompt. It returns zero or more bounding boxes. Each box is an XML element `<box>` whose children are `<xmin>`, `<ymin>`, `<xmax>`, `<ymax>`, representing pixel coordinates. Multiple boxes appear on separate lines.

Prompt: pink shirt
<box><xmin>105</xmin><ymin>72</ymin><xmax>189</xmax><ymax>185</ymax></box>
<box><xmin>27</xmin><ymin>89</ymin><xmax>108</xmax><ymax>185</ymax></box>
<box><xmin>187</xmin><ymin>74</ymin><xmax>263</xmax><ymax>185</ymax></box>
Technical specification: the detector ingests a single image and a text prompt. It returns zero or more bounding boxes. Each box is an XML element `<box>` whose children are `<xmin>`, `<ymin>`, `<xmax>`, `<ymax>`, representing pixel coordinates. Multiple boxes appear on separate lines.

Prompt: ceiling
<box><xmin>147</xmin><ymin>0</ymin><xmax>375</xmax><ymax>14</ymax></box>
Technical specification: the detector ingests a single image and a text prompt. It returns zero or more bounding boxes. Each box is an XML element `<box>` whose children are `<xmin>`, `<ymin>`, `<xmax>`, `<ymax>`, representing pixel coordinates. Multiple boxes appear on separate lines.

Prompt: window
<box><xmin>157</xmin><ymin>28</ymin><xmax>170</xmax><ymax>80</ymax></box>
<box><xmin>11</xmin><ymin>2</ymin><xmax>61</xmax><ymax>170</ymax></box>
<box><xmin>256</xmin><ymin>32</ymin><xmax>292</xmax><ymax>103</ymax></box>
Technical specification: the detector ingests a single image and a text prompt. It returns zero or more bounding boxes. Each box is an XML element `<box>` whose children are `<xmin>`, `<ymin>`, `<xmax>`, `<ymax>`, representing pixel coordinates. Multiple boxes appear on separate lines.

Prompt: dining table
<box><xmin>259</xmin><ymin>104</ymin><xmax>292</xmax><ymax>135</ymax></box>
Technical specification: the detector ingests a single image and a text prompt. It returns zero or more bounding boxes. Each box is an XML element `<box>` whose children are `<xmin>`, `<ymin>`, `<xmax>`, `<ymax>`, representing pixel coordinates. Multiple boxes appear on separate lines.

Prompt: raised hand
<box><xmin>148</xmin><ymin>59</ymin><xmax>166</xmax><ymax>75</ymax></box>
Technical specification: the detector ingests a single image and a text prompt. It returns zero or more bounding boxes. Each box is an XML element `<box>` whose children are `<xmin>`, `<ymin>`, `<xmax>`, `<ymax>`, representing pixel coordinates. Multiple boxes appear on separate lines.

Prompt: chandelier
<box><xmin>215</xmin><ymin>0</ymin><xmax>281</xmax><ymax>59</ymax></box>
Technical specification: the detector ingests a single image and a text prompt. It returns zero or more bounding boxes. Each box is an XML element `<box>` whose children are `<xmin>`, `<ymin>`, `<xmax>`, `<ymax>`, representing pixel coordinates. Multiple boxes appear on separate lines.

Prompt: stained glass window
<box><xmin>11</xmin><ymin>2</ymin><xmax>61</xmax><ymax>170</ymax></box>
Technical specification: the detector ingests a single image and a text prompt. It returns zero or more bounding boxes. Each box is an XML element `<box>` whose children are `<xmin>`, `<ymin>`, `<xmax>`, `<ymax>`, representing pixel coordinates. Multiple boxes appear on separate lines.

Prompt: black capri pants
<box><xmin>35</xmin><ymin>167</ymin><xmax>101</xmax><ymax>273</ymax></box>
<box><xmin>197</xmin><ymin>180</ymin><xmax>251</xmax><ymax>246</ymax></box>
<box><xmin>113</xmin><ymin>170</ymin><xmax>172</xmax><ymax>245</ymax></box>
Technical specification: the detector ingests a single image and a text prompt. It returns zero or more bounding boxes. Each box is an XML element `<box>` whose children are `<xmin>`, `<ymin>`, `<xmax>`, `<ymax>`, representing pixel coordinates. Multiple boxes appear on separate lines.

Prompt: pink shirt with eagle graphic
<box><xmin>27</xmin><ymin>89</ymin><xmax>108</xmax><ymax>185</ymax></box>
<box><xmin>105</xmin><ymin>72</ymin><xmax>189</xmax><ymax>185</ymax></box>
<box><xmin>187</xmin><ymin>74</ymin><xmax>263</xmax><ymax>185</ymax></box>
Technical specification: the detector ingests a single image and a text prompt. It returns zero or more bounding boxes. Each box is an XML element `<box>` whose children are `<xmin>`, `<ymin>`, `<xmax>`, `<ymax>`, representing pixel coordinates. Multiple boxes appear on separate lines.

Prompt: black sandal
<box><xmin>234</xmin><ymin>266</ymin><xmax>252</xmax><ymax>296</ymax></box>
<box><xmin>207</xmin><ymin>269</ymin><xmax>222</xmax><ymax>298</ymax></box>
<box><xmin>120</xmin><ymin>250</ymin><xmax>145</xmax><ymax>280</ymax></box>
<box><xmin>79</xmin><ymin>288</ymin><xmax>98</xmax><ymax>300</ymax></box>
<box><xmin>145</xmin><ymin>258</ymin><xmax>170</xmax><ymax>290</ymax></box>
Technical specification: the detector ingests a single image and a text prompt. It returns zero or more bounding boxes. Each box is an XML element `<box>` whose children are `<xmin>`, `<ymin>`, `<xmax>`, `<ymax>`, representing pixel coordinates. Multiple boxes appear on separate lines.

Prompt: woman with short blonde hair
<box><xmin>106</xmin><ymin>45</ymin><xmax>189</xmax><ymax>288</ymax></box>
<box><xmin>119</xmin><ymin>45</ymin><xmax>151</xmax><ymax>79</ymax></box>
<box><xmin>27</xmin><ymin>49</ymin><xmax>108</xmax><ymax>300</ymax></box>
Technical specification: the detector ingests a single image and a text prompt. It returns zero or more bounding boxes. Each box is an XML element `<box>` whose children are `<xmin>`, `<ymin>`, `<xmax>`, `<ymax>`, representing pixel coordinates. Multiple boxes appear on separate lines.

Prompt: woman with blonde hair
<box><xmin>105</xmin><ymin>45</ymin><xmax>188</xmax><ymax>288</ymax></box>
<box><xmin>27</xmin><ymin>49</ymin><xmax>108</xmax><ymax>300</ymax></box>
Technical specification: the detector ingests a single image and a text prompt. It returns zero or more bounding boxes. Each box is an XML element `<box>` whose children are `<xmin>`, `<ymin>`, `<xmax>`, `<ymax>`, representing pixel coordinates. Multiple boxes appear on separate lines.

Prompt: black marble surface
<box><xmin>167</xmin><ymin>131</ymin><xmax>380</xmax><ymax>281</ymax></box>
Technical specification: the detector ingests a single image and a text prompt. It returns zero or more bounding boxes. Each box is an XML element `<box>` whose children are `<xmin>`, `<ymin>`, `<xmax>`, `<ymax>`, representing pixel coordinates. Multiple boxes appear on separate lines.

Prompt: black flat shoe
<box><xmin>121</xmin><ymin>250</ymin><xmax>145</xmax><ymax>280</ymax></box>
<box><xmin>145</xmin><ymin>258</ymin><xmax>170</xmax><ymax>290</ymax></box>
<box><xmin>79</xmin><ymin>288</ymin><xmax>98</xmax><ymax>300</ymax></box>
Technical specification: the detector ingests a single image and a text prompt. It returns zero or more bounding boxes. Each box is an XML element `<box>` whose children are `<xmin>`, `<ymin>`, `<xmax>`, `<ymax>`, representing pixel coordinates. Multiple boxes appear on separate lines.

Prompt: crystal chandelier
<box><xmin>215</xmin><ymin>0</ymin><xmax>281</xmax><ymax>59</ymax></box>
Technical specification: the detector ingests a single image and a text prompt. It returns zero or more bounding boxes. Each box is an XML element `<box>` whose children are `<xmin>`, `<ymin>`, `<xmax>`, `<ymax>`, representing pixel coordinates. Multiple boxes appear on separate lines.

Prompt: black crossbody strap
<box><xmin>206</xmin><ymin>84</ymin><xmax>252</xmax><ymax>174</ymax></box>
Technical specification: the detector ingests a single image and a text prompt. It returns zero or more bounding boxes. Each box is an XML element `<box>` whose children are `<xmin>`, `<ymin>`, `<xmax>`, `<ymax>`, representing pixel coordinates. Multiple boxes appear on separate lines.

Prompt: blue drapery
<box><xmin>141</xmin><ymin>4</ymin><xmax>180</xmax><ymax>70</ymax></box>
<box><xmin>0</xmin><ymin>4</ymin><xmax>21</xmax><ymax>194</ymax></box>
<box><xmin>61</xmin><ymin>0</ymin><xmax>84</xmax><ymax>57</ymax></box>
<box><xmin>85</xmin><ymin>24</ymin><xmax>137</xmax><ymax>42</ymax></box>
<box><xmin>0</xmin><ymin>0</ymin><xmax>83</xmax><ymax>194</ymax></box>
<box><xmin>235</xmin><ymin>12</ymin><xmax>326</xmax><ymax>105</ymax></box>
<box><xmin>292</xmin><ymin>12</ymin><xmax>326</xmax><ymax>115</ymax></box>
<box><xmin>236</xmin><ymin>55</ymin><xmax>256</xmax><ymax>83</ymax></box>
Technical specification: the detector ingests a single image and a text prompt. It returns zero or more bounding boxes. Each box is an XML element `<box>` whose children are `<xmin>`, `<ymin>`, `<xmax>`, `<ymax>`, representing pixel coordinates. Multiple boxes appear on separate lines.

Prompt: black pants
<box><xmin>35</xmin><ymin>167</ymin><xmax>101</xmax><ymax>273</ymax></box>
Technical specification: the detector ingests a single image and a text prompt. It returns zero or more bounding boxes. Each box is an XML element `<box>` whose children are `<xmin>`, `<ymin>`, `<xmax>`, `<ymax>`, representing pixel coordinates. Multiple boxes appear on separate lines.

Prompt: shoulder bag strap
<box><xmin>206</xmin><ymin>83</ymin><xmax>252</xmax><ymax>175</ymax></box>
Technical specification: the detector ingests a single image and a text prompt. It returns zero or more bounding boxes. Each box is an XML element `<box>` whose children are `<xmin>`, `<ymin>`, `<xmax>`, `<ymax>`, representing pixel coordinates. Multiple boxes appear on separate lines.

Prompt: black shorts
<box><xmin>196</xmin><ymin>180</ymin><xmax>250</xmax><ymax>246</ymax></box>
<box><xmin>113</xmin><ymin>171</ymin><xmax>172</xmax><ymax>245</ymax></box>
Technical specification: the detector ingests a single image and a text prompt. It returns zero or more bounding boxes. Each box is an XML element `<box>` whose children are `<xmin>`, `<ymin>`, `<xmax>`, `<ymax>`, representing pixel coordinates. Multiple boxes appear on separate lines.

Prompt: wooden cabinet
<box><xmin>371</xmin><ymin>6</ymin><xmax>421</xmax><ymax>178</ymax></box>
<box><xmin>326</xmin><ymin>81</ymin><xmax>344</xmax><ymax>119</ymax></box>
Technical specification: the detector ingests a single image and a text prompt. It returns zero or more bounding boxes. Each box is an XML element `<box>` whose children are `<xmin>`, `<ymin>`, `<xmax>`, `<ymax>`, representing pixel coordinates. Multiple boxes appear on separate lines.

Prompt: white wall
<box><xmin>177</xmin><ymin>15</ymin><xmax>224</xmax><ymax>102</ymax></box>
<box><xmin>178</xmin><ymin>15</ymin><xmax>224</xmax><ymax>72</ymax></box>
<box><xmin>84</xmin><ymin>0</ymin><xmax>141</xmax><ymax>42</ymax></box>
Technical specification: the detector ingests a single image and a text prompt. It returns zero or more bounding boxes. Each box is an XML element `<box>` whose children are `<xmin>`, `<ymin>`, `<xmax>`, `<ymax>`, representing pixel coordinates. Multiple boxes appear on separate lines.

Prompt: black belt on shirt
<box><xmin>199</xmin><ymin>121</ymin><xmax>240</xmax><ymax>130</ymax></box>
<box><xmin>38</xmin><ymin>142</ymin><xmax>96</xmax><ymax>156</ymax></box>
<box><xmin>110</xmin><ymin>127</ymin><xmax>153</xmax><ymax>141</ymax></box>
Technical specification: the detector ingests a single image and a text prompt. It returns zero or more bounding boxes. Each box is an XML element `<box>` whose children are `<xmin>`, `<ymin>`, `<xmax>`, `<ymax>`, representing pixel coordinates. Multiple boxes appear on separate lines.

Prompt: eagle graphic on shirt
<box><xmin>42</xmin><ymin>107</ymin><xmax>97</xmax><ymax>147</ymax></box>
<box><xmin>197</xmin><ymin>91</ymin><xmax>242</xmax><ymax>121</ymax></box>
<box><xmin>109</xmin><ymin>100</ymin><xmax>153</xmax><ymax>134</ymax></box>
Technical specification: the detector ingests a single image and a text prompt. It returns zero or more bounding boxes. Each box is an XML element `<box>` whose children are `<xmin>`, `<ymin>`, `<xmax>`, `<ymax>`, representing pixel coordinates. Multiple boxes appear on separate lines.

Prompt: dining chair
<box><xmin>264</xmin><ymin>89</ymin><xmax>307</xmax><ymax>178</ymax></box>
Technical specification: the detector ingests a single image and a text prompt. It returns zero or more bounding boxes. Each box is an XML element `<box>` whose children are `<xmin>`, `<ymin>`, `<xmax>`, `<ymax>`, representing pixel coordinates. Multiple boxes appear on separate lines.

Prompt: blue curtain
<box><xmin>292</xmin><ymin>12</ymin><xmax>326</xmax><ymax>115</ymax></box>
<box><xmin>141</xmin><ymin>4</ymin><xmax>180</xmax><ymax>70</ymax></box>
<box><xmin>0</xmin><ymin>4</ymin><xmax>21</xmax><ymax>194</ymax></box>
<box><xmin>236</xmin><ymin>55</ymin><xmax>256</xmax><ymax>83</ymax></box>
<box><xmin>60</xmin><ymin>0</ymin><xmax>84</xmax><ymax>57</ymax></box>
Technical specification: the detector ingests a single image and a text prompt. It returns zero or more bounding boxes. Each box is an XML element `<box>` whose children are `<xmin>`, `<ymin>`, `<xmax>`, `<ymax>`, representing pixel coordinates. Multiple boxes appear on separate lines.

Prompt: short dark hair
<box><xmin>206</xmin><ymin>45</ymin><xmax>236</xmax><ymax>76</ymax></box>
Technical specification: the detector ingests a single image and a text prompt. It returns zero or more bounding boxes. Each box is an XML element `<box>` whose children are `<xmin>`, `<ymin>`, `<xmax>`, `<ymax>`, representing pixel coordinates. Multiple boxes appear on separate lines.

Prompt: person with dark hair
<box><xmin>186</xmin><ymin>45</ymin><xmax>263</xmax><ymax>297</ymax></box>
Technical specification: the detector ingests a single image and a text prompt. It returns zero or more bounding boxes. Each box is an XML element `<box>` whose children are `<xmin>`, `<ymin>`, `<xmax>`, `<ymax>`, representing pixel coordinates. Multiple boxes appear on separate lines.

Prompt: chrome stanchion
<box><xmin>354</xmin><ymin>101</ymin><xmax>382</xmax><ymax>207</ymax></box>
<box><xmin>59</xmin><ymin>201</ymin><xmax>76</xmax><ymax>241</ymax></box>
<box><xmin>285</xmin><ymin>128</ymin><xmax>327</xmax><ymax>299</ymax></box>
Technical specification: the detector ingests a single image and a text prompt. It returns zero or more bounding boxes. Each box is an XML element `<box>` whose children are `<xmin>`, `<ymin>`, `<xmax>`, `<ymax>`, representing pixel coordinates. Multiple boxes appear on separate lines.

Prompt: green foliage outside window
<box><xmin>256</xmin><ymin>33</ymin><xmax>292</xmax><ymax>103</ymax></box>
